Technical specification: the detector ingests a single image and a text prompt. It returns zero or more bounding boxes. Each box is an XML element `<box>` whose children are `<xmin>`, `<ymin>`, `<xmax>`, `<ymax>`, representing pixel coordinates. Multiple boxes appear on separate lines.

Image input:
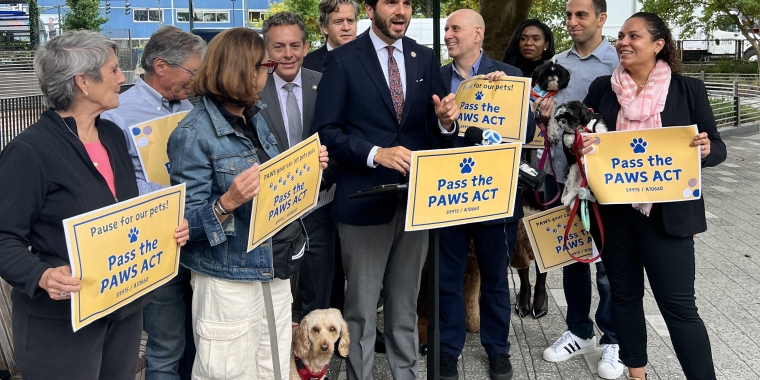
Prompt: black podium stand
<box><xmin>350</xmin><ymin>184</ymin><xmax>440</xmax><ymax>380</ymax></box>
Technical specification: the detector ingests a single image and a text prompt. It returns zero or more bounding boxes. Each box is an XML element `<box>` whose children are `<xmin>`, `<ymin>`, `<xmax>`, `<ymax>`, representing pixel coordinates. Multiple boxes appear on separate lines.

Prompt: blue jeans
<box><xmin>545</xmin><ymin>175</ymin><xmax>616</xmax><ymax>344</ymax></box>
<box><xmin>439</xmin><ymin>221</ymin><xmax>517</xmax><ymax>358</ymax></box>
<box><xmin>143</xmin><ymin>265</ymin><xmax>194</xmax><ymax>380</ymax></box>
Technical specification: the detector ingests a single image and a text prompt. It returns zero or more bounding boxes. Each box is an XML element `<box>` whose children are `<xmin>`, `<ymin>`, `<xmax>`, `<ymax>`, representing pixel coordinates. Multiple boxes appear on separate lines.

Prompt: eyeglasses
<box><xmin>174</xmin><ymin>63</ymin><xmax>196</xmax><ymax>79</ymax></box>
<box><xmin>260</xmin><ymin>60</ymin><xmax>279</xmax><ymax>75</ymax></box>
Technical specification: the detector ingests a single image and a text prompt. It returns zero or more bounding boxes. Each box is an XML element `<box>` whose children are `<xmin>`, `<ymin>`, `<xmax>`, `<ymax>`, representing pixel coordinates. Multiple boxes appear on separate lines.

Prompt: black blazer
<box><xmin>441</xmin><ymin>53</ymin><xmax>536</xmax><ymax>223</ymax></box>
<box><xmin>303</xmin><ymin>45</ymin><xmax>328</xmax><ymax>73</ymax></box>
<box><xmin>311</xmin><ymin>31</ymin><xmax>455</xmax><ymax>226</ymax></box>
<box><xmin>0</xmin><ymin>109</ymin><xmax>145</xmax><ymax>320</ymax></box>
<box><xmin>582</xmin><ymin>74</ymin><xmax>726</xmax><ymax>237</ymax></box>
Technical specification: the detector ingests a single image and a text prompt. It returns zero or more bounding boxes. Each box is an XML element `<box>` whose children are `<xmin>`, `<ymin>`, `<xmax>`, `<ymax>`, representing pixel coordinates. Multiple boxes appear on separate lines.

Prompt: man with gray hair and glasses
<box><xmin>102</xmin><ymin>25</ymin><xmax>205</xmax><ymax>380</ymax></box>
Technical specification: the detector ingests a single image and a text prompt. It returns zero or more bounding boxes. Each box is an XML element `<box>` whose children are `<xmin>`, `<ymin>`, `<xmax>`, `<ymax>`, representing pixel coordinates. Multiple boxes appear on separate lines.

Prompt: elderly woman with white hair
<box><xmin>0</xmin><ymin>31</ymin><xmax>188</xmax><ymax>380</ymax></box>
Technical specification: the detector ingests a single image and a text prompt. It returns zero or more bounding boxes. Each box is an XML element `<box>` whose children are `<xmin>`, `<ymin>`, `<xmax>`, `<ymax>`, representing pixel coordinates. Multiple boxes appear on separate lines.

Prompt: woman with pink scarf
<box><xmin>573</xmin><ymin>12</ymin><xmax>723</xmax><ymax>380</ymax></box>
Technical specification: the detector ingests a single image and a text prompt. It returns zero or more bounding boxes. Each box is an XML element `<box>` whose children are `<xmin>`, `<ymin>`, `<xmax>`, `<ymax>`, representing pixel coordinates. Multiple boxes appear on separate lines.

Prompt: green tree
<box><xmin>642</xmin><ymin>0</ymin><xmax>760</xmax><ymax>72</ymax></box>
<box><xmin>61</xmin><ymin>0</ymin><xmax>108</xmax><ymax>31</ymax></box>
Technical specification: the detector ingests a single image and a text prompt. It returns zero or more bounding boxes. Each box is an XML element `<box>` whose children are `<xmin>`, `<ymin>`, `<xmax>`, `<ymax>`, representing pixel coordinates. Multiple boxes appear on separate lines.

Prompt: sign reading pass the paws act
<box><xmin>454</xmin><ymin>75</ymin><xmax>531</xmax><ymax>142</ymax></box>
<box><xmin>584</xmin><ymin>126</ymin><xmax>702</xmax><ymax>204</ymax></box>
<box><xmin>64</xmin><ymin>184</ymin><xmax>185</xmax><ymax>331</ymax></box>
<box><xmin>522</xmin><ymin>206</ymin><xmax>595</xmax><ymax>273</ymax></box>
<box><xmin>405</xmin><ymin>144</ymin><xmax>522</xmax><ymax>231</ymax></box>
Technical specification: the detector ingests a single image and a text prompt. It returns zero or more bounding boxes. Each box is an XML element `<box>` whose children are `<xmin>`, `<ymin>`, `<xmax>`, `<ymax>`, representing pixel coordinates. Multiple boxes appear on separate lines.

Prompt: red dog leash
<box><xmin>562</xmin><ymin>130</ymin><xmax>604</xmax><ymax>263</ymax></box>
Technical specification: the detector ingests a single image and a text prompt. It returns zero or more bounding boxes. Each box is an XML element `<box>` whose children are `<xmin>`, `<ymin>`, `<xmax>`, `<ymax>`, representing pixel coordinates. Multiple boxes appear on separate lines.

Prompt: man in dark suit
<box><xmin>259</xmin><ymin>12</ymin><xmax>335</xmax><ymax>319</ymax></box>
<box><xmin>438</xmin><ymin>9</ymin><xmax>535</xmax><ymax>380</ymax></box>
<box><xmin>311</xmin><ymin>0</ymin><xmax>459</xmax><ymax>378</ymax></box>
<box><xmin>302</xmin><ymin>0</ymin><xmax>359</xmax><ymax>73</ymax></box>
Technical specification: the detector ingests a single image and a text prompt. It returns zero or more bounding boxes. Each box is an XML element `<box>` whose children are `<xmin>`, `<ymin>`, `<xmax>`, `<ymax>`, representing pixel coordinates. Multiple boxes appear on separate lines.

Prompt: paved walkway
<box><xmin>326</xmin><ymin>131</ymin><xmax>760</xmax><ymax>380</ymax></box>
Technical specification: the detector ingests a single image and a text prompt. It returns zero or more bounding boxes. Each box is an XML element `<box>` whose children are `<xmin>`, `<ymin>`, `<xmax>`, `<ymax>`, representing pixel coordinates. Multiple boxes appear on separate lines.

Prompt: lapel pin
<box><xmin>411</xmin><ymin>51</ymin><xmax>417</xmax><ymax>58</ymax></box>
<box><xmin>312</xmin><ymin>85</ymin><xmax>317</xmax><ymax>91</ymax></box>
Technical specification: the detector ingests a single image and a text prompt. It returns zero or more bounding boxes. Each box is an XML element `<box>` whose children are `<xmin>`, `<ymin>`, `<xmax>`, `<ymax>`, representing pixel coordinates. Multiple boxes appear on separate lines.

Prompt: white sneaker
<box><xmin>597</xmin><ymin>344</ymin><xmax>625</xmax><ymax>379</ymax></box>
<box><xmin>543</xmin><ymin>331</ymin><xmax>597</xmax><ymax>362</ymax></box>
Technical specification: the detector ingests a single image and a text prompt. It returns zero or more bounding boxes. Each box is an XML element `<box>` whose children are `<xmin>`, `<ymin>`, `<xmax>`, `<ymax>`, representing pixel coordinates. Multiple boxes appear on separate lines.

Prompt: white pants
<box><xmin>190</xmin><ymin>272</ymin><xmax>292</xmax><ymax>380</ymax></box>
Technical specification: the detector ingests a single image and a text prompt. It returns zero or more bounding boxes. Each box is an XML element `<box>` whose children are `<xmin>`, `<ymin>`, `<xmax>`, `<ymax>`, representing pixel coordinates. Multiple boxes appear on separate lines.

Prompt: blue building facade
<box><xmin>37</xmin><ymin>0</ymin><xmax>279</xmax><ymax>42</ymax></box>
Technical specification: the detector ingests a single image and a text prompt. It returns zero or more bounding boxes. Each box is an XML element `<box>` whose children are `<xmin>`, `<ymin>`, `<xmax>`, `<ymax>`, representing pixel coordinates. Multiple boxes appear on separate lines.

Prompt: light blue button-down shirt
<box><xmin>547</xmin><ymin>40</ymin><xmax>619</xmax><ymax>182</ymax></box>
<box><xmin>102</xmin><ymin>78</ymin><xmax>194</xmax><ymax>194</ymax></box>
<box><xmin>450</xmin><ymin>50</ymin><xmax>483</xmax><ymax>94</ymax></box>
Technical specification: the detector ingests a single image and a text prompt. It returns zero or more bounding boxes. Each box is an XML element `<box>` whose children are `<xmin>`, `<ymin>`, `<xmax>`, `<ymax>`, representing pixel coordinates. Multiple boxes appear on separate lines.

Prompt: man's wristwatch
<box><xmin>214</xmin><ymin>199</ymin><xmax>231</xmax><ymax>215</ymax></box>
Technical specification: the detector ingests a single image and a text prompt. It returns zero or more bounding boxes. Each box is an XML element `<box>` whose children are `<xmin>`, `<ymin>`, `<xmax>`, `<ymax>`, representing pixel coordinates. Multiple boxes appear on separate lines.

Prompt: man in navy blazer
<box><xmin>437</xmin><ymin>9</ymin><xmax>535</xmax><ymax>380</ymax></box>
<box><xmin>311</xmin><ymin>0</ymin><xmax>459</xmax><ymax>378</ymax></box>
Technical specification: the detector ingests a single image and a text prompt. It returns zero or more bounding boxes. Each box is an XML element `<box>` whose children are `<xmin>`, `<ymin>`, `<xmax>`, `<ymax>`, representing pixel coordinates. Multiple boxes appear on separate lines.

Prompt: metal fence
<box><xmin>701</xmin><ymin>81</ymin><xmax>760</xmax><ymax>127</ymax></box>
<box><xmin>683</xmin><ymin>72</ymin><xmax>760</xmax><ymax>85</ymax></box>
<box><xmin>0</xmin><ymin>51</ymin><xmax>39</xmax><ymax>99</ymax></box>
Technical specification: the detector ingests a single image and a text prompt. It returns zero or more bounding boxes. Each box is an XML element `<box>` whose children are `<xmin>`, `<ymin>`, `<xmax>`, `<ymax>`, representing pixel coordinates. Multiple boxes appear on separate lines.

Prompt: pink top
<box><xmin>84</xmin><ymin>141</ymin><xmax>116</xmax><ymax>197</ymax></box>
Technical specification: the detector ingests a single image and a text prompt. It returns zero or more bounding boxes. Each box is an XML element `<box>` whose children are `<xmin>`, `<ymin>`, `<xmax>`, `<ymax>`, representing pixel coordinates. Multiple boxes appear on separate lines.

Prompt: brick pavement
<box><xmin>326</xmin><ymin>131</ymin><xmax>760</xmax><ymax>380</ymax></box>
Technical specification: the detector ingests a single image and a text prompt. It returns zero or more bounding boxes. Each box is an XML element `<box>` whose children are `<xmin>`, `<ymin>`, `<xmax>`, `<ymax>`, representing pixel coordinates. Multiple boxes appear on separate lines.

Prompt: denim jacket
<box><xmin>168</xmin><ymin>96</ymin><xmax>281</xmax><ymax>281</ymax></box>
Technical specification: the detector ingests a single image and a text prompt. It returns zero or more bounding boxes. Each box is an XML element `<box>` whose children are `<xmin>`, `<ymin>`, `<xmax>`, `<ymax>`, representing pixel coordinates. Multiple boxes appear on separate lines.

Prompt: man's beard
<box><xmin>373</xmin><ymin>11</ymin><xmax>408</xmax><ymax>41</ymax></box>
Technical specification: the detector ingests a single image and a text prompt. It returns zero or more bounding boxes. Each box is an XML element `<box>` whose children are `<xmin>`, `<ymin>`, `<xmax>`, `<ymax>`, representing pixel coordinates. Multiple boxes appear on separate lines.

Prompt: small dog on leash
<box><xmin>291</xmin><ymin>309</ymin><xmax>349</xmax><ymax>380</ymax></box>
<box><xmin>530</xmin><ymin>58</ymin><xmax>571</xmax><ymax>101</ymax></box>
<box><xmin>546</xmin><ymin>100</ymin><xmax>608</xmax><ymax>208</ymax></box>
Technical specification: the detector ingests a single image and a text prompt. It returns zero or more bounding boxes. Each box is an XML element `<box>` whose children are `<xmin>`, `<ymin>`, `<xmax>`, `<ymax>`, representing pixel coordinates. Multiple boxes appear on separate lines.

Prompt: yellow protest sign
<box><xmin>524</xmin><ymin>125</ymin><xmax>545</xmax><ymax>149</ymax></box>
<box><xmin>131</xmin><ymin>112</ymin><xmax>189</xmax><ymax>187</ymax></box>
<box><xmin>522</xmin><ymin>206</ymin><xmax>595</xmax><ymax>273</ymax></box>
<box><xmin>584</xmin><ymin>126</ymin><xmax>701</xmax><ymax>204</ymax></box>
<box><xmin>64</xmin><ymin>184</ymin><xmax>185</xmax><ymax>331</ymax></box>
<box><xmin>455</xmin><ymin>75</ymin><xmax>531</xmax><ymax>143</ymax></box>
<box><xmin>247</xmin><ymin>134</ymin><xmax>322</xmax><ymax>251</ymax></box>
<box><xmin>405</xmin><ymin>144</ymin><xmax>522</xmax><ymax>231</ymax></box>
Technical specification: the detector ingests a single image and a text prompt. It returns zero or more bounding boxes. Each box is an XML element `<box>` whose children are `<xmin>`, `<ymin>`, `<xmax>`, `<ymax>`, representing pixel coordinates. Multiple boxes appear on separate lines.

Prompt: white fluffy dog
<box><xmin>546</xmin><ymin>100</ymin><xmax>608</xmax><ymax>209</ymax></box>
<box><xmin>290</xmin><ymin>308</ymin><xmax>349</xmax><ymax>380</ymax></box>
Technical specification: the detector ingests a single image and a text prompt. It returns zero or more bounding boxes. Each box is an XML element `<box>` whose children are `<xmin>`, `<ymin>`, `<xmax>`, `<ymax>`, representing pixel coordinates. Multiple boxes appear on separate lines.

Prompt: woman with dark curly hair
<box><xmin>575</xmin><ymin>12</ymin><xmax>722</xmax><ymax>380</ymax></box>
<box><xmin>503</xmin><ymin>19</ymin><xmax>556</xmax><ymax>78</ymax></box>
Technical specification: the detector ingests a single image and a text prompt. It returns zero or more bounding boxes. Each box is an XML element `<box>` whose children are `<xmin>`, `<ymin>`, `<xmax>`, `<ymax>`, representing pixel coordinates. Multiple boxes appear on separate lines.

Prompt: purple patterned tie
<box><xmin>386</xmin><ymin>46</ymin><xmax>404</xmax><ymax>124</ymax></box>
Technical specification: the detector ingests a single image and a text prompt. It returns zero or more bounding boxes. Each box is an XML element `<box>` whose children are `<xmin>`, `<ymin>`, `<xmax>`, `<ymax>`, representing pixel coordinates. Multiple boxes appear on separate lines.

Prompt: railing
<box><xmin>703</xmin><ymin>80</ymin><xmax>760</xmax><ymax>127</ymax></box>
<box><xmin>0</xmin><ymin>84</ymin><xmax>134</xmax><ymax>151</ymax></box>
<box><xmin>684</xmin><ymin>72</ymin><xmax>760</xmax><ymax>85</ymax></box>
<box><xmin>0</xmin><ymin>51</ymin><xmax>39</xmax><ymax>99</ymax></box>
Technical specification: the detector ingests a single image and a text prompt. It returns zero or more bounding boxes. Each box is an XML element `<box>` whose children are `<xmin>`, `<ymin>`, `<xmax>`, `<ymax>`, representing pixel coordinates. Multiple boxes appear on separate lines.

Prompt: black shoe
<box><xmin>531</xmin><ymin>289</ymin><xmax>548</xmax><ymax>319</ymax></box>
<box><xmin>419</xmin><ymin>343</ymin><xmax>428</xmax><ymax>356</ymax></box>
<box><xmin>374</xmin><ymin>329</ymin><xmax>386</xmax><ymax>354</ymax></box>
<box><xmin>440</xmin><ymin>352</ymin><xmax>459</xmax><ymax>380</ymax></box>
<box><xmin>488</xmin><ymin>354</ymin><xmax>513</xmax><ymax>380</ymax></box>
<box><xmin>515</xmin><ymin>288</ymin><xmax>531</xmax><ymax>318</ymax></box>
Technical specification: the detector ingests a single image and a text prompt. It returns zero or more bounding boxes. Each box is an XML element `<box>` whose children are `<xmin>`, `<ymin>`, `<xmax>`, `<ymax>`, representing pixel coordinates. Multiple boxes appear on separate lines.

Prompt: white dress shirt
<box><xmin>273</xmin><ymin>70</ymin><xmax>304</xmax><ymax>146</ymax></box>
<box><xmin>365</xmin><ymin>27</ymin><xmax>454</xmax><ymax>168</ymax></box>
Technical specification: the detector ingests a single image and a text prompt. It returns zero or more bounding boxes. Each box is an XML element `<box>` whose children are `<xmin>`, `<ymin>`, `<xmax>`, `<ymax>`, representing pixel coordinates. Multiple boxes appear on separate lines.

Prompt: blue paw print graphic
<box><xmin>459</xmin><ymin>157</ymin><xmax>475</xmax><ymax>174</ymax></box>
<box><xmin>273</xmin><ymin>185</ymin><xmax>278</xmax><ymax>191</ymax></box>
<box><xmin>557</xmin><ymin>223</ymin><xmax>562</xmax><ymax>228</ymax></box>
<box><xmin>546</xmin><ymin>227</ymin><xmax>551</xmax><ymax>232</ymax></box>
<box><xmin>552</xmin><ymin>229</ymin><xmax>558</xmax><ymax>234</ymax></box>
<box><xmin>283</xmin><ymin>180</ymin><xmax>288</xmax><ymax>186</ymax></box>
<box><xmin>475</xmin><ymin>91</ymin><xmax>484</xmax><ymax>101</ymax></box>
<box><xmin>269</xmin><ymin>182</ymin><xmax>274</xmax><ymax>189</ymax></box>
<box><xmin>306</xmin><ymin>165</ymin><xmax>311</xmax><ymax>173</ymax></box>
<box><xmin>278</xmin><ymin>177</ymin><xmax>283</xmax><ymax>184</ymax></box>
<box><xmin>295</xmin><ymin>168</ymin><xmax>303</xmax><ymax>177</ymax></box>
<box><xmin>574</xmin><ymin>222</ymin><xmax>579</xmax><ymax>228</ymax></box>
<box><xmin>128</xmin><ymin>227</ymin><xmax>139</xmax><ymax>244</ymax></box>
<box><xmin>631</xmin><ymin>138</ymin><xmax>648</xmax><ymax>154</ymax></box>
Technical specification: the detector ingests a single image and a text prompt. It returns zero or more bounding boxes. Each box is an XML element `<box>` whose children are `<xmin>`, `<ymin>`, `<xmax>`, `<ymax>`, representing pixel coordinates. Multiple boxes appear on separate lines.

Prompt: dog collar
<box><xmin>294</xmin><ymin>356</ymin><xmax>328</xmax><ymax>380</ymax></box>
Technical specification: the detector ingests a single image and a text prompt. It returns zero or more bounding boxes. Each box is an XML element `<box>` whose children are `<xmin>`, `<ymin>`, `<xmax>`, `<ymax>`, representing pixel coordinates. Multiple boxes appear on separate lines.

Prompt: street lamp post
<box><xmin>231</xmin><ymin>0</ymin><xmax>236</xmax><ymax>27</ymax></box>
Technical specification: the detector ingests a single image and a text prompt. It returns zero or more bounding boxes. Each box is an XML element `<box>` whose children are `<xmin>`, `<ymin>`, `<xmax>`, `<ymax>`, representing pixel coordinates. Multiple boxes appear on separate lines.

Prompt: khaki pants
<box><xmin>190</xmin><ymin>272</ymin><xmax>291</xmax><ymax>380</ymax></box>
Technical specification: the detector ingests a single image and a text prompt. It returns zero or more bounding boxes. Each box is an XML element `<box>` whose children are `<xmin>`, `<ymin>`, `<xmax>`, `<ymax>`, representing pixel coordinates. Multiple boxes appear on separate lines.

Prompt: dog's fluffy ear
<box><xmin>293</xmin><ymin>318</ymin><xmax>311</xmax><ymax>359</ymax></box>
<box><xmin>546</xmin><ymin>106</ymin><xmax>563</xmax><ymax>145</ymax></box>
<box><xmin>335</xmin><ymin>310</ymin><xmax>350</xmax><ymax>357</ymax></box>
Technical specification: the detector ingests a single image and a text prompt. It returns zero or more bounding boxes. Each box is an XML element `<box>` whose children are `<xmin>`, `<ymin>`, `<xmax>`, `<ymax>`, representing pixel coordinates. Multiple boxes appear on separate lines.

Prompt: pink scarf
<box><xmin>610</xmin><ymin>59</ymin><xmax>672</xmax><ymax>216</ymax></box>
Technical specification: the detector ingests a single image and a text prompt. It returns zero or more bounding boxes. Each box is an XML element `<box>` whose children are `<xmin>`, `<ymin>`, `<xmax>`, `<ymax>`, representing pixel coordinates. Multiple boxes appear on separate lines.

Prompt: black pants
<box><xmin>13</xmin><ymin>306</ymin><xmax>143</xmax><ymax>380</ymax></box>
<box><xmin>590</xmin><ymin>204</ymin><xmax>716</xmax><ymax>379</ymax></box>
<box><xmin>298</xmin><ymin>205</ymin><xmax>336</xmax><ymax>316</ymax></box>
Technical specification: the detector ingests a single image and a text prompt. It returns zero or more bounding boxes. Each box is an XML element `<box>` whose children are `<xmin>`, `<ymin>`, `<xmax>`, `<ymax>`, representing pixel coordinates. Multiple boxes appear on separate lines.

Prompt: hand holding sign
<box><xmin>319</xmin><ymin>145</ymin><xmax>329</xmax><ymax>169</ymax></box>
<box><xmin>433</xmin><ymin>93</ymin><xmax>459</xmax><ymax>131</ymax></box>
<box><xmin>39</xmin><ymin>266</ymin><xmax>82</xmax><ymax>300</ymax></box>
<box><xmin>690</xmin><ymin>132</ymin><xmax>710</xmax><ymax>159</ymax></box>
<box><xmin>223</xmin><ymin>164</ymin><xmax>261</xmax><ymax>211</ymax></box>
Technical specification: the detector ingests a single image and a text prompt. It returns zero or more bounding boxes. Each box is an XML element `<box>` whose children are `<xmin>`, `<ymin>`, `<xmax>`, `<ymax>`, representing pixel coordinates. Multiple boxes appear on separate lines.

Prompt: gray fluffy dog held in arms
<box><xmin>546</xmin><ymin>100</ymin><xmax>607</xmax><ymax>208</ymax></box>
